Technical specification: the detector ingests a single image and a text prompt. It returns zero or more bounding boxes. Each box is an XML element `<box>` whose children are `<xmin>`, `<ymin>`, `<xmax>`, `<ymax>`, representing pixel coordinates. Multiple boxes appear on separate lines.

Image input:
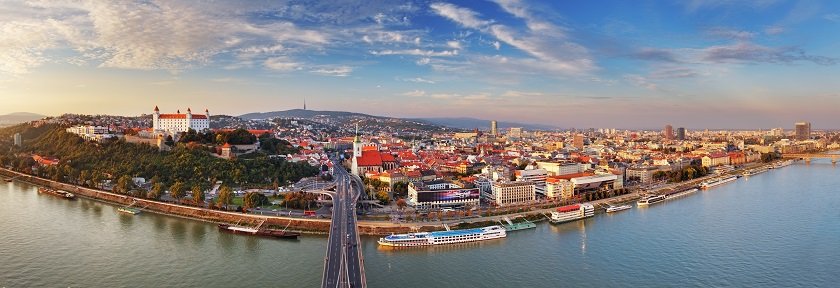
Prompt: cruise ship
<box><xmin>772</xmin><ymin>159</ymin><xmax>794</xmax><ymax>169</ymax></box>
<box><xmin>636</xmin><ymin>194</ymin><xmax>665</xmax><ymax>206</ymax></box>
<box><xmin>377</xmin><ymin>225</ymin><xmax>506</xmax><ymax>247</ymax></box>
<box><xmin>664</xmin><ymin>188</ymin><xmax>699</xmax><ymax>200</ymax></box>
<box><xmin>549</xmin><ymin>203</ymin><xmax>595</xmax><ymax>224</ymax></box>
<box><xmin>743</xmin><ymin>167</ymin><xmax>769</xmax><ymax>177</ymax></box>
<box><xmin>606</xmin><ymin>204</ymin><xmax>632</xmax><ymax>213</ymax></box>
<box><xmin>699</xmin><ymin>176</ymin><xmax>737</xmax><ymax>189</ymax></box>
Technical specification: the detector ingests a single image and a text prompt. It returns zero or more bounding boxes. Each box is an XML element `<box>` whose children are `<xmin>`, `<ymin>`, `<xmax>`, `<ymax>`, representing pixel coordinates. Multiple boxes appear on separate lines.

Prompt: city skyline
<box><xmin>2</xmin><ymin>0</ymin><xmax>840</xmax><ymax>129</ymax></box>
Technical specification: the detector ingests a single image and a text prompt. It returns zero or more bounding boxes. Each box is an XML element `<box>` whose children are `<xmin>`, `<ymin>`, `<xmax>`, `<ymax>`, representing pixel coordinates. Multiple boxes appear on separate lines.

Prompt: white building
<box><xmin>516</xmin><ymin>168</ymin><xmax>547</xmax><ymax>196</ymax></box>
<box><xmin>13</xmin><ymin>133</ymin><xmax>22</xmax><ymax>146</ymax></box>
<box><xmin>66</xmin><ymin>125</ymin><xmax>114</xmax><ymax>142</ymax></box>
<box><xmin>490</xmin><ymin>181</ymin><xmax>535</xmax><ymax>206</ymax></box>
<box><xmin>152</xmin><ymin>106</ymin><xmax>210</xmax><ymax>133</ymax></box>
<box><xmin>545</xmin><ymin>178</ymin><xmax>574</xmax><ymax>200</ymax></box>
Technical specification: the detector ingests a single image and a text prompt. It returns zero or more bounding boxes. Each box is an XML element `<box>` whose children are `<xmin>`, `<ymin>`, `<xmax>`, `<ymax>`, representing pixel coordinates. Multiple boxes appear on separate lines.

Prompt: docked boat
<box><xmin>377</xmin><ymin>225</ymin><xmax>507</xmax><ymax>247</ymax></box>
<box><xmin>117</xmin><ymin>207</ymin><xmax>142</xmax><ymax>215</ymax></box>
<box><xmin>772</xmin><ymin>159</ymin><xmax>794</xmax><ymax>169</ymax></box>
<box><xmin>743</xmin><ymin>167</ymin><xmax>769</xmax><ymax>177</ymax></box>
<box><xmin>4</xmin><ymin>178</ymin><xmax>12</xmax><ymax>182</ymax></box>
<box><xmin>217</xmin><ymin>224</ymin><xmax>300</xmax><ymax>239</ymax></box>
<box><xmin>699</xmin><ymin>176</ymin><xmax>737</xmax><ymax>189</ymax></box>
<box><xmin>664</xmin><ymin>188</ymin><xmax>699</xmax><ymax>200</ymax></box>
<box><xmin>38</xmin><ymin>187</ymin><xmax>75</xmax><ymax>199</ymax></box>
<box><xmin>606</xmin><ymin>204</ymin><xmax>632</xmax><ymax>213</ymax></box>
<box><xmin>549</xmin><ymin>203</ymin><xmax>595</xmax><ymax>224</ymax></box>
<box><xmin>637</xmin><ymin>195</ymin><xmax>666</xmax><ymax>206</ymax></box>
<box><xmin>501</xmin><ymin>216</ymin><xmax>536</xmax><ymax>231</ymax></box>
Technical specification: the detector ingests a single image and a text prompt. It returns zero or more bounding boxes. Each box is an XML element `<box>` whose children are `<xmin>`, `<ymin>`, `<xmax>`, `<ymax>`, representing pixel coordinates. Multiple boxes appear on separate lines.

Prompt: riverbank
<box><xmin>0</xmin><ymin>160</ymin><xmax>779</xmax><ymax>235</ymax></box>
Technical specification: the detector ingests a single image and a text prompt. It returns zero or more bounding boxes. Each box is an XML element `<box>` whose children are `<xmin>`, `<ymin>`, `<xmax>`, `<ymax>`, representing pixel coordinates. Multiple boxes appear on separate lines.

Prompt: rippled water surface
<box><xmin>2</xmin><ymin>160</ymin><xmax>838</xmax><ymax>287</ymax></box>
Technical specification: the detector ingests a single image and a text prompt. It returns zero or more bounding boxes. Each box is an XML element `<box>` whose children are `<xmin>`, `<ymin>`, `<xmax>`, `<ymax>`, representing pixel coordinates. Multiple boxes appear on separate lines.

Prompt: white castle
<box><xmin>152</xmin><ymin>106</ymin><xmax>210</xmax><ymax>133</ymax></box>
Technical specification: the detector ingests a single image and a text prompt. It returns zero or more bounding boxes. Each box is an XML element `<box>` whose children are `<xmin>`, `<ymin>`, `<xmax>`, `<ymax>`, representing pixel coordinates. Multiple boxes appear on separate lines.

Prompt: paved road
<box><xmin>321</xmin><ymin>160</ymin><xmax>366</xmax><ymax>288</ymax></box>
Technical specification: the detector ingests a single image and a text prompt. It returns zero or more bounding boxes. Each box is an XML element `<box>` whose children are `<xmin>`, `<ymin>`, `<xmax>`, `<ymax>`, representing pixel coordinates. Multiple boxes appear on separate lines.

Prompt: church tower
<box><xmin>351</xmin><ymin>124</ymin><xmax>362</xmax><ymax>176</ymax></box>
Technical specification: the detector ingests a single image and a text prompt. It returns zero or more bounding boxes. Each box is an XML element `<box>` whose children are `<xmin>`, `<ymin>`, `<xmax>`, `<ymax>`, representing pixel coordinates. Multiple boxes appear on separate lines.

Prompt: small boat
<box><xmin>38</xmin><ymin>187</ymin><xmax>76</xmax><ymax>199</ymax></box>
<box><xmin>637</xmin><ymin>195</ymin><xmax>665</xmax><ymax>206</ymax></box>
<box><xmin>117</xmin><ymin>207</ymin><xmax>142</xmax><ymax>215</ymax></box>
<box><xmin>218</xmin><ymin>219</ymin><xmax>300</xmax><ymax>239</ymax></box>
<box><xmin>606</xmin><ymin>204</ymin><xmax>632</xmax><ymax>213</ymax></box>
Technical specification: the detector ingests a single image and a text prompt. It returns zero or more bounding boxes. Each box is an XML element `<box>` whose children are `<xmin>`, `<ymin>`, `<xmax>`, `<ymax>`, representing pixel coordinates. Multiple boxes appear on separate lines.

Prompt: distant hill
<box><xmin>415</xmin><ymin>117</ymin><xmax>559</xmax><ymax>131</ymax></box>
<box><xmin>0</xmin><ymin>112</ymin><xmax>46</xmax><ymax>125</ymax></box>
<box><xmin>239</xmin><ymin>109</ymin><xmax>384</xmax><ymax>120</ymax></box>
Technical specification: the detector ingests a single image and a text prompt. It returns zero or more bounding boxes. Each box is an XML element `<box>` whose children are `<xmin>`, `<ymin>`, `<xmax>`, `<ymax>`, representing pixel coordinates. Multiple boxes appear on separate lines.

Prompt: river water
<box><xmin>2</xmin><ymin>160</ymin><xmax>839</xmax><ymax>287</ymax></box>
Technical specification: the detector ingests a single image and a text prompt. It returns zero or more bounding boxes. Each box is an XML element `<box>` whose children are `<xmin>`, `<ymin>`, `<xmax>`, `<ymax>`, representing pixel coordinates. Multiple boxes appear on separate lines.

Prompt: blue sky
<box><xmin>1</xmin><ymin>0</ymin><xmax>839</xmax><ymax>129</ymax></box>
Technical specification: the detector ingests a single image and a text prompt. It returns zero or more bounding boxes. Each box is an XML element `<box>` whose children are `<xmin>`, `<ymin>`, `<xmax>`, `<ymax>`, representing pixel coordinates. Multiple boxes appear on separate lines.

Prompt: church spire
<box><xmin>354</xmin><ymin>123</ymin><xmax>360</xmax><ymax>143</ymax></box>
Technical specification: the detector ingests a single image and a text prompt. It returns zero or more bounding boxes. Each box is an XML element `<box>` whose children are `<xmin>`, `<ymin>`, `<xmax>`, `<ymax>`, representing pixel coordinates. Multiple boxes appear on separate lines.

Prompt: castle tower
<box><xmin>186</xmin><ymin>107</ymin><xmax>192</xmax><ymax>128</ymax></box>
<box><xmin>153</xmin><ymin>105</ymin><xmax>160</xmax><ymax>131</ymax></box>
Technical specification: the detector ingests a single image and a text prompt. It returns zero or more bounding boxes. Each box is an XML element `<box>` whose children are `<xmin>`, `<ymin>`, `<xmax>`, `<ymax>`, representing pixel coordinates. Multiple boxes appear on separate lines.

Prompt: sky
<box><xmin>1</xmin><ymin>0</ymin><xmax>840</xmax><ymax>129</ymax></box>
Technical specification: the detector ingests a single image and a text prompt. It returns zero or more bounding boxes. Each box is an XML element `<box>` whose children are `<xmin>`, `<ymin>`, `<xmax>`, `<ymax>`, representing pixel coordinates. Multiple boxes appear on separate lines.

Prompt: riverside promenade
<box><xmin>1</xmin><ymin>161</ymin><xmax>771</xmax><ymax>235</ymax></box>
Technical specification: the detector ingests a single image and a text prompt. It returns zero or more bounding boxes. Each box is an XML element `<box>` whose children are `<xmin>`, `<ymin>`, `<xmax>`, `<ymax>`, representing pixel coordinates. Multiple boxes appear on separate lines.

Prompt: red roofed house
<box><xmin>152</xmin><ymin>106</ymin><xmax>210</xmax><ymax>133</ymax></box>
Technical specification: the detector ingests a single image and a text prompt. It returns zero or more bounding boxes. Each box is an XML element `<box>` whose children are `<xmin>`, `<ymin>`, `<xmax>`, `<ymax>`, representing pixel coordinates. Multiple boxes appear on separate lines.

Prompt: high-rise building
<box><xmin>13</xmin><ymin>133</ymin><xmax>22</xmax><ymax>146</ymax></box>
<box><xmin>490</xmin><ymin>120</ymin><xmax>498</xmax><ymax>136</ymax></box>
<box><xmin>509</xmin><ymin>127</ymin><xmax>523</xmax><ymax>139</ymax></box>
<box><xmin>676</xmin><ymin>127</ymin><xmax>686</xmax><ymax>140</ymax></box>
<box><xmin>795</xmin><ymin>122</ymin><xmax>811</xmax><ymax>141</ymax></box>
<box><xmin>664</xmin><ymin>124</ymin><xmax>674</xmax><ymax>140</ymax></box>
<box><xmin>573</xmin><ymin>134</ymin><xmax>585</xmax><ymax>149</ymax></box>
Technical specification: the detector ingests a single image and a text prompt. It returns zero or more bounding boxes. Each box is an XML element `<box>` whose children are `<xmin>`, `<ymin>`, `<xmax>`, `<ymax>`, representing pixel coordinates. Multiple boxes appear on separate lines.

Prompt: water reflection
<box><xmin>190</xmin><ymin>223</ymin><xmax>207</xmax><ymax>244</ymax></box>
<box><xmin>170</xmin><ymin>221</ymin><xmax>187</xmax><ymax>243</ymax></box>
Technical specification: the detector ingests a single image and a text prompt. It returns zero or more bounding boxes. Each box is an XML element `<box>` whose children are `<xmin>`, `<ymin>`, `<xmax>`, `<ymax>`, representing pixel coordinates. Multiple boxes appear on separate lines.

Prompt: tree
<box><xmin>396</xmin><ymin>198</ymin><xmax>407</xmax><ymax>212</ymax></box>
<box><xmin>191</xmin><ymin>185</ymin><xmax>205</xmax><ymax>206</ymax></box>
<box><xmin>148</xmin><ymin>183</ymin><xmax>163</xmax><ymax>200</ymax></box>
<box><xmin>242</xmin><ymin>191</ymin><xmax>269</xmax><ymax>211</ymax></box>
<box><xmin>170</xmin><ymin>181</ymin><xmax>186</xmax><ymax>203</ymax></box>
<box><xmin>218</xmin><ymin>186</ymin><xmax>233</xmax><ymax>209</ymax></box>
<box><xmin>115</xmin><ymin>175</ymin><xmax>134</xmax><ymax>194</ymax></box>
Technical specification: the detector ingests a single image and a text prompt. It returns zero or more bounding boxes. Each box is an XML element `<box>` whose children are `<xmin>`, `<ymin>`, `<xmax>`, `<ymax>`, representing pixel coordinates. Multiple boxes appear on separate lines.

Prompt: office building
<box><xmin>795</xmin><ymin>122</ymin><xmax>811</xmax><ymax>141</ymax></box>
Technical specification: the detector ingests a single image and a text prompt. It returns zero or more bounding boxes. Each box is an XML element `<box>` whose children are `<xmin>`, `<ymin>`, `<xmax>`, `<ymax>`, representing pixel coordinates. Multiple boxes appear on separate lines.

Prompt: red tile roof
<box><xmin>158</xmin><ymin>114</ymin><xmax>208</xmax><ymax>119</ymax></box>
<box><xmin>356</xmin><ymin>150</ymin><xmax>383</xmax><ymax>167</ymax></box>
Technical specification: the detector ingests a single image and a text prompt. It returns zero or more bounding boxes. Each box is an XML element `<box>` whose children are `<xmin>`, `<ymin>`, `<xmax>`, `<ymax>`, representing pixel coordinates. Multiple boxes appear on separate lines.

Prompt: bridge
<box><xmin>321</xmin><ymin>159</ymin><xmax>366</xmax><ymax>288</ymax></box>
<box><xmin>782</xmin><ymin>153</ymin><xmax>840</xmax><ymax>164</ymax></box>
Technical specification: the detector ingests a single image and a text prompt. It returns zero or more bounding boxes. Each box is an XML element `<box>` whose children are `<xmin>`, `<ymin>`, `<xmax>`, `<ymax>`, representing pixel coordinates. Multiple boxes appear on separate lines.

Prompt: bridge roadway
<box><xmin>783</xmin><ymin>153</ymin><xmax>840</xmax><ymax>163</ymax></box>
<box><xmin>321</xmin><ymin>159</ymin><xmax>366</xmax><ymax>288</ymax></box>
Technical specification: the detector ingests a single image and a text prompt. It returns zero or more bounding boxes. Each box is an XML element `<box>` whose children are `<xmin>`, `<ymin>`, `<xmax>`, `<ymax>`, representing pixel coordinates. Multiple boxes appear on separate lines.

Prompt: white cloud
<box><xmin>825</xmin><ymin>13</ymin><xmax>840</xmax><ymax>22</ymax></box>
<box><xmin>370</xmin><ymin>49</ymin><xmax>459</xmax><ymax>57</ymax></box>
<box><xmin>399</xmin><ymin>77</ymin><xmax>435</xmax><ymax>84</ymax></box>
<box><xmin>401</xmin><ymin>90</ymin><xmax>426</xmax><ymax>97</ymax></box>
<box><xmin>264</xmin><ymin>57</ymin><xmax>302</xmax><ymax>71</ymax></box>
<box><xmin>623</xmin><ymin>74</ymin><xmax>658</xmax><ymax>90</ymax></box>
<box><xmin>493</xmin><ymin>41</ymin><xmax>501</xmax><ymax>50</ymax></box>
<box><xmin>447</xmin><ymin>40</ymin><xmax>462</xmax><ymax>50</ymax></box>
<box><xmin>310</xmin><ymin>65</ymin><xmax>353</xmax><ymax>77</ymax></box>
<box><xmin>429</xmin><ymin>2</ymin><xmax>492</xmax><ymax>29</ymax></box>
<box><xmin>431</xmin><ymin>2</ymin><xmax>595</xmax><ymax>76</ymax></box>
<box><xmin>502</xmin><ymin>90</ymin><xmax>543</xmax><ymax>97</ymax></box>
<box><xmin>0</xmin><ymin>1</ymin><xmax>331</xmax><ymax>75</ymax></box>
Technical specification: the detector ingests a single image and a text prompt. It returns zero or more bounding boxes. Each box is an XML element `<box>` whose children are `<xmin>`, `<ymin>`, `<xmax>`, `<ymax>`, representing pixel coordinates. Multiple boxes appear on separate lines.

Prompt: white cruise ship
<box><xmin>636</xmin><ymin>194</ymin><xmax>665</xmax><ymax>206</ymax></box>
<box><xmin>549</xmin><ymin>203</ymin><xmax>595</xmax><ymax>224</ymax></box>
<box><xmin>377</xmin><ymin>225</ymin><xmax>506</xmax><ymax>247</ymax></box>
<box><xmin>699</xmin><ymin>176</ymin><xmax>737</xmax><ymax>189</ymax></box>
<box><xmin>772</xmin><ymin>159</ymin><xmax>794</xmax><ymax>169</ymax></box>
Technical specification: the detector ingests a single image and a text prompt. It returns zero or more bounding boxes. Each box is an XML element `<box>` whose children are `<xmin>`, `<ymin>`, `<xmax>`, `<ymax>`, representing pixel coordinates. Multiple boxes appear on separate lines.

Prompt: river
<box><xmin>1</xmin><ymin>159</ymin><xmax>839</xmax><ymax>287</ymax></box>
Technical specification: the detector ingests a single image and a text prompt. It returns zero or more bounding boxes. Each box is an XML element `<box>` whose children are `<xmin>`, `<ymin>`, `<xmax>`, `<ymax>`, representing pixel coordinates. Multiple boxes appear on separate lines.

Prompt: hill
<box><xmin>238</xmin><ymin>109</ymin><xmax>451</xmax><ymax>134</ymax></box>
<box><xmin>0</xmin><ymin>112</ymin><xmax>46</xmax><ymax>125</ymax></box>
<box><xmin>415</xmin><ymin>117</ymin><xmax>559</xmax><ymax>131</ymax></box>
<box><xmin>239</xmin><ymin>109</ymin><xmax>382</xmax><ymax>120</ymax></box>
